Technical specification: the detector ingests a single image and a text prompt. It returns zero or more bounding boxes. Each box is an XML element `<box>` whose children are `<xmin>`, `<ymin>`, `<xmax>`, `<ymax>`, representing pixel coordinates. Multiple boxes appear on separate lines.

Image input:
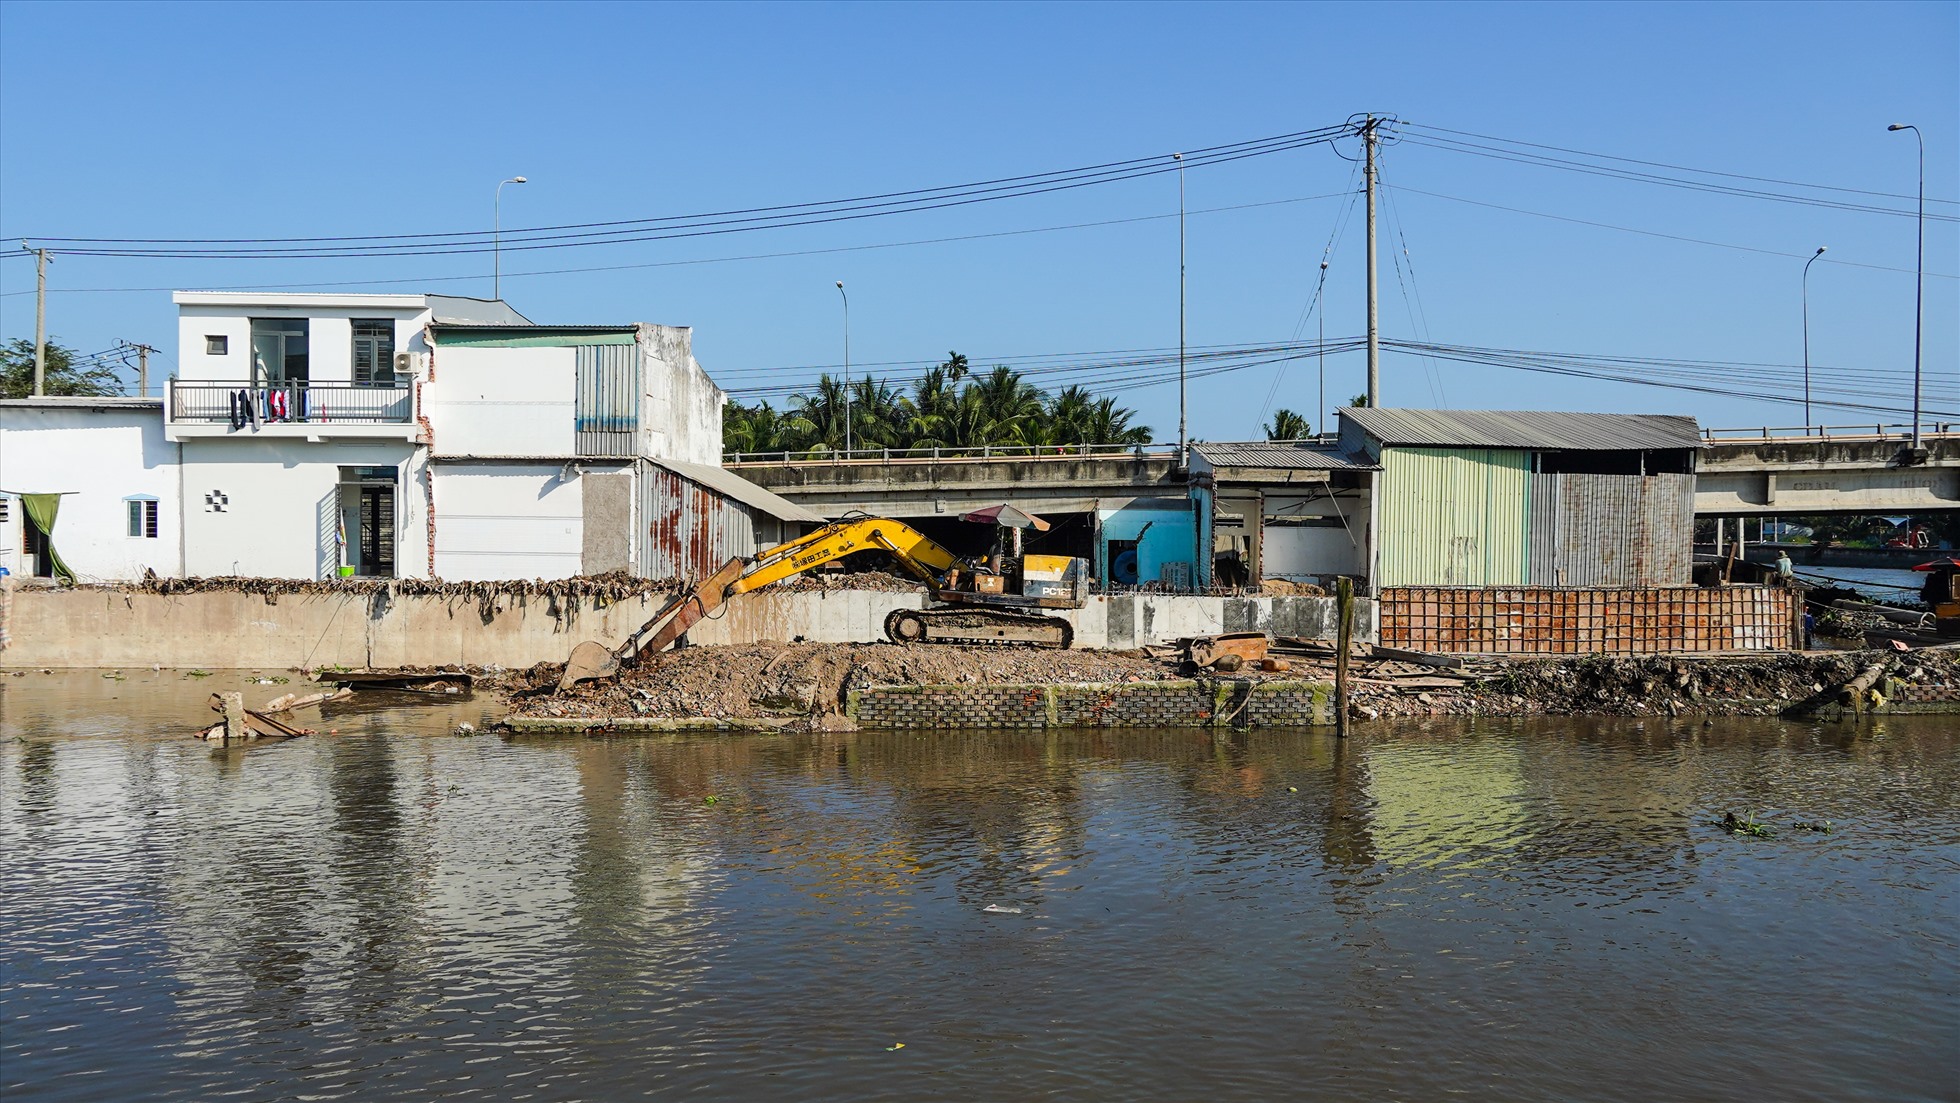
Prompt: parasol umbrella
<box><xmin>960</xmin><ymin>503</ymin><xmax>1051</xmax><ymax>531</ymax></box>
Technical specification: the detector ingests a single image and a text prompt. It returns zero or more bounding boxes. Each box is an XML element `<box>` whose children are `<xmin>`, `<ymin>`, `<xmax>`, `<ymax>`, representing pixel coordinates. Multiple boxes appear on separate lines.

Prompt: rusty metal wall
<box><xmin>576</xmin><ymin>344</ymin><xmax>640</xmax><ymax>457</ymax></box>
<box><xmin>1526</xmin><ymin>473</ymin><xmax>1693</xmax><ymax>587</ymax></box>
<box><xmin>1378</xmin><ymin>585</ymin><xmax>1801</xmax><ymax>655</ymax></box>
<box><xmin>639</xmin><ymin>460</ymin><xmax>760</xmax><ymax>580</ymax></box>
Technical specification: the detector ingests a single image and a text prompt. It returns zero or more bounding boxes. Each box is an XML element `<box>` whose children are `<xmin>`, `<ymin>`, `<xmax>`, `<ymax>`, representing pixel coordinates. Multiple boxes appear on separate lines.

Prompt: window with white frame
<box><xmin>126</xmin><ymin>497</ymin><xmax>159</xmax><ymax>538</ymax></box>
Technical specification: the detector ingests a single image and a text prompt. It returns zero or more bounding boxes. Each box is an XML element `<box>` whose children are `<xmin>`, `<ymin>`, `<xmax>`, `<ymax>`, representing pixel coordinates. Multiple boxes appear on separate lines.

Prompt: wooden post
<box><xmin>1335</xmin><ymin>576</ymin><xmax>1353</xmax><ymax>738</ymax></box>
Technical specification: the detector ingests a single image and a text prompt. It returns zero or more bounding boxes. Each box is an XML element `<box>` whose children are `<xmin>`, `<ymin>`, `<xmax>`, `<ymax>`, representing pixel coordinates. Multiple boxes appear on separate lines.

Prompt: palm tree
<box><xmin>788</xmin><ymin>374</ymin><xmax>853</xmax><ymax>453</ymax></box>
<box><xmin>724</xmin><ymin>400</ymin><xmax>788</xmax><ymax>454</ymax></box>
<box><xmin>1083</xmin><ymin>396</ymin><xmax>1153</xmax><ymax>446</ymax></box>
<box><xmin>967</xmin><ymin>365</ymin><xmax>1046</xmax><ymax>449</ymax></box>
<box><xmin>1264</xmin><ymin>409</ymin><xmax>1311</xmax><ymax>440</ymax></box>
<box><xmin>847</xmin><ymin>376</ymin><xmax>909</xmax><ymax>450</ymax></box>
<box><xmin>1040</xmin><ymin>385</ymin><xmax>1096</xmax><ymax>448</ymax></box>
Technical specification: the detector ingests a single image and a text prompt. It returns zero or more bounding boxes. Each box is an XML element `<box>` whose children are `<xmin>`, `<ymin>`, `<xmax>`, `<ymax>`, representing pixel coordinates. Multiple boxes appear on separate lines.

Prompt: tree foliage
<box><xmin>0</xmin><ymin>338</ymin><xmax>124</xmax><ymax>399</ymax></box>
<box><xmin>724</xmin><ymin>351</ymin><xmax>1154</xmax><ymax>455</ymax></box>
<box><xmin>1264</xmin><ymin>409</ymin><xmax>1311</xmax><ymax>440</ymax></box>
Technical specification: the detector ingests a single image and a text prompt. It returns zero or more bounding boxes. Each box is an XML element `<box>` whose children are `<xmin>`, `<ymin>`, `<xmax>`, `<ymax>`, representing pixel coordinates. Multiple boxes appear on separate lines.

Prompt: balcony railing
<box><xmin>169</xmin><ymin>381</ymin><xmax>414</xmax><ymax>425</ymax></box>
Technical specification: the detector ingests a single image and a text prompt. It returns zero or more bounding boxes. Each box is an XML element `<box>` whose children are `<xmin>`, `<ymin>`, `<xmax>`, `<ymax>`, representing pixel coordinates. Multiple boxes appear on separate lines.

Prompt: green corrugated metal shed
<box><xmin>1375</xmin><ymin>447</ymin><xmax>1531</xmax><ymax>586</ymax></box>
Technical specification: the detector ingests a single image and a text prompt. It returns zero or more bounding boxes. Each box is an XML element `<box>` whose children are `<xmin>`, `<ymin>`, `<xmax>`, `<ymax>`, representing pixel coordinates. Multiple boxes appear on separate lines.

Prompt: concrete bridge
<box><xmin>730</xmin><ymin>427</ymin><xmax>1960</xmax><ymax>519</ymax></box>
<box><xmin>1693</xmin><ymin>425</ymin><xmax>1960</xmax><ymax>515</ymax></box>
<box><xmin>728</xmin><ymin>444</ymin><xmax>1187</xmax><ymax>518</ymax></box>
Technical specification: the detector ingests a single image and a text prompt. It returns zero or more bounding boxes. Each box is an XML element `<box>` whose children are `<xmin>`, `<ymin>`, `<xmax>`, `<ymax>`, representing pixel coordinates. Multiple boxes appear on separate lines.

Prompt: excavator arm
<box><xmin>558</xmin><ymin>517</ymin><xmax>965</xmax><ymax>689</ymax></box>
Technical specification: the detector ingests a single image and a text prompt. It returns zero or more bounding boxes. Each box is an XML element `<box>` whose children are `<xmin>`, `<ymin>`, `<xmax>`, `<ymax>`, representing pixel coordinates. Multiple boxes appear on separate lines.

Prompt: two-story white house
<box><xmin>0</xmin><ymin>291</ymin><xmax>817</xmax><ymax>583</ymax></box>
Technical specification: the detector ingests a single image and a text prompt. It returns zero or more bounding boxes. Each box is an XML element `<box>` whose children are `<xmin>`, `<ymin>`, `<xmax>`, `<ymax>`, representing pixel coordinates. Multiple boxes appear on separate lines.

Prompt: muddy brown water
<box><xmin>3</xmin><ymin>669</ymin><xmax>1956</xmax><ymax>1102</ymax></box>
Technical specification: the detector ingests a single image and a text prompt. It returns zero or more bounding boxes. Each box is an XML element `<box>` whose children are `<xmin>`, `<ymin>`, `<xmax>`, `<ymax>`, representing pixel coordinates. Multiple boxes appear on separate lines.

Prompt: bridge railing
<box><xmin>1701</xmin><ymin>421</ymin><xmax>1955</xmax><ymax>442</ymax></box>
<box><xmin>726</xmin><ymin>442</ymin><xmax>1187</xmax><ymax>466</ymax></box>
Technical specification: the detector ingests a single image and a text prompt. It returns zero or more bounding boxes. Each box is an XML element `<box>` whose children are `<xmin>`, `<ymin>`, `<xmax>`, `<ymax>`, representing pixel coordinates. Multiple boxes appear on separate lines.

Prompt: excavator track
<box><xmin>884</xmin><ymin>607</ymin><xmax>1073</xmax><ymax>649</ymax></box>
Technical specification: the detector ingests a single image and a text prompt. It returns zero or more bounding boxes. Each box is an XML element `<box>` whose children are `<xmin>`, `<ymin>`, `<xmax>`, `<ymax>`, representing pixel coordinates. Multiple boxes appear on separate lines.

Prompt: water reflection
<box><xmin>2</xmin><ymin>671</ymin><xmax>1956</xmax><ymax>1102</ymax></box>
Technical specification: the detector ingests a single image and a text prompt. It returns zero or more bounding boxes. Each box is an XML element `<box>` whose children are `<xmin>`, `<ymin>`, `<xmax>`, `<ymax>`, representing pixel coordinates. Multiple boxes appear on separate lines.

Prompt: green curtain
<box><xmin>20</xmin><ymin>494</ymin><xmax>75</xmax><ymax>582</ymax></box>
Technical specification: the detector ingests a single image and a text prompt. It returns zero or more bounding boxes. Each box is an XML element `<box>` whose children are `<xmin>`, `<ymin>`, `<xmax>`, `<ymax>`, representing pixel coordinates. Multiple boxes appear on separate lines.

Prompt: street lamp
<box><xmin>836</xmin><ymin>280</ymin><xmax>851</xmax><ymax>455</ymax></box>
<box><xmin>1887</xmin><ymin>123</ymin><xmax>1924</xmax><ymax>451</ymax></box>
<box><xmin>495</xmin><ymin>176</ymin><xmax>528</xmax><ymax>301</ymax></box>
<box><xmin>1802</xmin><ymin>245</ymin><xmax>1826</xmax><ymax>427</ymax></box>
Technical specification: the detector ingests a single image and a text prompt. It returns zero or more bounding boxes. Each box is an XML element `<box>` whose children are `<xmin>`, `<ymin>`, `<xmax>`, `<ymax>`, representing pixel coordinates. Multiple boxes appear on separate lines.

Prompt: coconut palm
<box><xmin>1264</xmin><ymin>409</ymin><xmax>1311</xmax><ymax>440</ymax></box>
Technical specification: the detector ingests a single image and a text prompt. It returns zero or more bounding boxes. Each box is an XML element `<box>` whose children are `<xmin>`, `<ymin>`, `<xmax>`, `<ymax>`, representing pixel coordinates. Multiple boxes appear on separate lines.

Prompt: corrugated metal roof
<box><xmin>1339</xmin><ymin>408</ymin><xmax>1703</xmax><ymax>451</ymax></box>
<box><xmin>1193</xmin><ymin>442</ymin><xmax>1380</xmax><ymax>471</ymax></box>
<box><xmin>650</xmin><ymin>458</ymin><xmax>826</xmax><ymax>524</ymax></box>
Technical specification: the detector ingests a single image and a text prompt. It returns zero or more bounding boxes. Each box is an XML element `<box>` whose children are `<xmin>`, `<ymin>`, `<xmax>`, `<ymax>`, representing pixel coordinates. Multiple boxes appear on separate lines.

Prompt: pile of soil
<box><xmin>1348</xmin><ymin>649</ymin><xmax>1960</xmax><ymax>720</ymax></box>
<box><xmin>774</xmin><ymin>571</ymin><xmax>930</xmax><ymax>594</ymax></box>
<box><xmin>509</xmin><ymin>641</ymin><xmax>1176</xmax><ymax>722</ymax></box>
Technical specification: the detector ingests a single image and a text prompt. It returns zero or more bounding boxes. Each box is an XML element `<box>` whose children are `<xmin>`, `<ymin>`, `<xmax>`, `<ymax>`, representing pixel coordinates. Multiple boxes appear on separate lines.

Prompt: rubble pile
<box><xmin>501</xmin><ymin>638</ymin><xmax>1960</xmax><ymax>729</ymax></box>
<box><xmin>510</xmin><ymin>641</ymin><xmax>1174</xmax><ymax>723</ymax></box>
<box><xmin>1349</xmin><ymin>649</ymin><xmax>1960</xmax><ymax>720</ymax></box>
<box><xmin>69</xmin><ymin>571</ymin><xmax>689</xmax><ymax>602</ymax></box>
<box><xmin>774</xmin><ymin>571</ymin><xmax>931</xmax><ymax>594</ymax></box>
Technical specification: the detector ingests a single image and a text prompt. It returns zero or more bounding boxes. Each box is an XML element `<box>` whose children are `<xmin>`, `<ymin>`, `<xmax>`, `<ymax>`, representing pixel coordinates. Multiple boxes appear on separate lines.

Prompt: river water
<box><xmin>4</xmin><ymin>670</ymin><xmax>1956</xmax><ymax>1102</ymax></box>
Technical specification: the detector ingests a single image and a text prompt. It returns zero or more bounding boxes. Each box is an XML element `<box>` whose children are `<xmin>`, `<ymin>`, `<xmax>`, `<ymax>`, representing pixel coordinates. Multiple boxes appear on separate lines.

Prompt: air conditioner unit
<box><xmin>393</xmin><ymin>351</ymin><xmax>421</xmax><ymax>377</ymax></box>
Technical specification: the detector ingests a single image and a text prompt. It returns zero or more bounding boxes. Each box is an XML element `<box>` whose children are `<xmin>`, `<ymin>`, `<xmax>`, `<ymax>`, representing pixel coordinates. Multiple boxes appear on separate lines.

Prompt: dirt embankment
<box><xmin>1352</xmin><ymin>649</ymin><xmax>1958</xmax><ymax>721</ymax></box>
<box><xmin>500</xmin><ymin>642</ymin><xmax>1960</xmax><ymax>728</ymax></box>
<box><xmin>506</xmin><ymin>642</ymin><xmax>1174</xmax><ymax>722</ymax></box>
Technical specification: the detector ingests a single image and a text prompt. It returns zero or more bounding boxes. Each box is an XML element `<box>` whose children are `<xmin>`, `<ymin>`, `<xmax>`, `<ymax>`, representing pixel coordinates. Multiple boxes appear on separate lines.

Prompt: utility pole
<box><xmin>1318</xmin><ymin>260</ymin><xmax>1328</xmax><ymax>434</ymax></box>
<box><xmin>126</xmin><ymin>341</ymin><xmax>157</xmax><ymax>397</ymax></box>
<box><xmin>1362</xmin><ymin>117</ymin><xmax>1380</xmax><ymax>409</ymax></box>
<box><xmin>1174</xmin><ymin>152</ymin><xmax>1187</xmax><ymax>465</ymax></box>
<box><xmin>21</xmin><ymin>242</ymin><xmax>51</xmax><ymax>395</ymax></box>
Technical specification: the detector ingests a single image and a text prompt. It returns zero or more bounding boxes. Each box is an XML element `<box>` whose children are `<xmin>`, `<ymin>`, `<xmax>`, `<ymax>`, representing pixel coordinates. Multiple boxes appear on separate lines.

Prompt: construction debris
<box><xmin>198</xmin><ymin>692</ymin><xmax>314</xmax><ymax>742</ymax></box>
<box><xmin>314</xmin><ymin>669</ymin><xmax>474</xmax><ymax>694</ymax></box>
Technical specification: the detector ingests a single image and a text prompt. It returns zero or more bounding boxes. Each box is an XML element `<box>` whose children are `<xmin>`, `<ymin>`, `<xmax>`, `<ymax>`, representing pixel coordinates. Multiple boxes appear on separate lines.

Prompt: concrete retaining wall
<box><xmin>849</xmin><ymin>679</ymin><xmax>1335</xmax><ymax>730</ymax></box>
<box><xmin>0</xmin><ymin>587</ymin><xmax>1373</xmax><ymax>670</ymax></box>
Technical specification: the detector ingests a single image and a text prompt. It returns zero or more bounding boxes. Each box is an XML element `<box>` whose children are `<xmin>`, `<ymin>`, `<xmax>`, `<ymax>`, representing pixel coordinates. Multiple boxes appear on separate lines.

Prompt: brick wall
<box><xmin>850</xmin><ymin>680</ymin><xmax>1334</xmax><ymax>730</ymax></box>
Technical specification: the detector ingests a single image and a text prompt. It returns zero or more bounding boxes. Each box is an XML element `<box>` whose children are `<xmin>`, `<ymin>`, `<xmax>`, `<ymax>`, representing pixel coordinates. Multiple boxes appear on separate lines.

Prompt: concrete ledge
<box><xmin>3</xmin><ymin>587</ymin><xmax>1373</xmax><ymax>668</ymax></box>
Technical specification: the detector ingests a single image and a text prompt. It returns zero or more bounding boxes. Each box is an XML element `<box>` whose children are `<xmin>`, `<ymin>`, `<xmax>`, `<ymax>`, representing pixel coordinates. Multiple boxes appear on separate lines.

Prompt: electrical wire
<box><xmin>1401</xmin><ymin>121</ymin><xmax>1960</xmax><ymax>206</ymax></box>
<box><xmin>1383</xmin><ymin>183</ymin><xmax>1959</xmax><ymax>280</ymax></box>
<box><xmin>16</xmin><ymin>126</ymin><xmax>1354</xmax><ymax>259</ymax></box>
<box><xmin>0</xmin><ymin>193</ymin><xmax>1350</xmax><ymax>298</ymax></box>
<box><xmin>1392</xmin><ymin>126</ymin><xmax>1958</xmax><ymax>223</ymax></box>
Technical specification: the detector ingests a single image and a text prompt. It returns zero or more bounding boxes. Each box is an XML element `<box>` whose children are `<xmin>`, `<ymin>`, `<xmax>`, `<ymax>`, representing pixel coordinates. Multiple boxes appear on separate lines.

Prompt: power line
<box><xmin>1393</xmin><ymin>126</ymin><xmax>1959</xmax><ymax>223</ymax></box>
<box><xmin>1402</xmin><ymin>121</ymin><xmax>1960</xmax><ymax>206</ymax></box>
<box><xmin>1384</xmin><ymin>183</ymin><xmax>1960</xmax><ymax>280</ymax></box>
<box><xmin>17</xmin><ymin>126</ymin><xmax>1354</xmax><ymax>259</ymax></box>
<box><xmin>0</xmin><ymin>193</ymin><xmax>1350</xmax><ymax>298</ymax></box>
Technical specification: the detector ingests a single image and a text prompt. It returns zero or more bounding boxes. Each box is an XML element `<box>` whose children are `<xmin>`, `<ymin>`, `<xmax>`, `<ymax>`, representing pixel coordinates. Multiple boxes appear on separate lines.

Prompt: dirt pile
<box><xmin>1349</xmin><ymin>649</ymin><xmax>1960</xmax><ymax>720</ymax></box>
<box><xmin>774</xmin><ymin>571</ymin><xmax>930</xmax><ymax>594</ymax></box>
<box><xmin>510</xmin><ymin>641</ymin><xmax>1176</xmax><ymax>722</ymax></box>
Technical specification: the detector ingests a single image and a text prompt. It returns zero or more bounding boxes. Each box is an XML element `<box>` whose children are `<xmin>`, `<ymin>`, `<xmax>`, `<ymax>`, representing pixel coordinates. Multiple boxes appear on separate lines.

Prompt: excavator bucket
<box><xmin>559</xmin><ymin>640</ymin><xmax>620</xmax><ymax>691</ymax></box>
<box><xmin>557</xmin><ymin>557</ymin><xmax>750</xmax><ymax>692</ymax></box>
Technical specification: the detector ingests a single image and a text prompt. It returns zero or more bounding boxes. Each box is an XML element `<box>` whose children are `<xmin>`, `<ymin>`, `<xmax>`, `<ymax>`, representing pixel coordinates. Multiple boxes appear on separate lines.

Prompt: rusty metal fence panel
<box><xmin>1526</xmin><ymin>473</ymin><xmax>1692</xmax><ymax>587</ymax></box>
<box><xmin>576</xmin><ymin>344</ymin><xmax>640</xmax><ymax>457</ymax></box>
<box><xmin>1378</xmin><ymin>585</ymin><xmax>1800</xmax><ymax>655</ymax></box>
<box><xmin>640</xmin><ymin>460</ymin><xmax>759</xmax><ymax>580</ymax></box>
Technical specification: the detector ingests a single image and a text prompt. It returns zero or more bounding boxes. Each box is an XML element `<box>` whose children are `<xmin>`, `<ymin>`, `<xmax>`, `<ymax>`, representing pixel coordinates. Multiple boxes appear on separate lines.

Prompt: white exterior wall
<box><xmin>180</xmin><ymin>438</ymin><xmax>426</xmax><ymax>579</ymax></box>
<box><xmin>175</xmin><ymin>295</ymin><xmax>432</xmax><ymax>384</ymax></box>
<box><xmin>1262</xmin><ymin>490</ymin><xmax>1369</xmax><ymax>580</ymax></box>
<box><xmin>424</xmin><ymin>347</ymin><xmax>577</xmax><ymax>456</ymax></box>
<box><xmin>0</xmin><ymin>403</ymin><xmax>184</xmax><ymax>581</ymax></box>
<box><xmin>432</xmin><ymin>463</ymin><xmax>584</xmax><ymax>580</ymax></box>
<box><xmin>639</xmin><ymin>326</ymin><xmax>725</xmax><ymax>465</ymax></box>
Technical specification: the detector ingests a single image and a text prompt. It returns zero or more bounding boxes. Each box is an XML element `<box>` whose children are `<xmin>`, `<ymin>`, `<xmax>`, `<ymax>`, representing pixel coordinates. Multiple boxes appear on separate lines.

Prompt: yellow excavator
<box><xmin>559</xmin><ymin>515</ymin><xmax>1089</xmax><ymax>689</ymax></box>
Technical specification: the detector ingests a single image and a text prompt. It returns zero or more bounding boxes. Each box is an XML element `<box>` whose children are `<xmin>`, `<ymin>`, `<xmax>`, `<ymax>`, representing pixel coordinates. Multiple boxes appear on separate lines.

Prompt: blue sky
<box><xmin>2</xmin><ymin>0</ymin><xmax>1954</xmax><ymax>439</ymax></box>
